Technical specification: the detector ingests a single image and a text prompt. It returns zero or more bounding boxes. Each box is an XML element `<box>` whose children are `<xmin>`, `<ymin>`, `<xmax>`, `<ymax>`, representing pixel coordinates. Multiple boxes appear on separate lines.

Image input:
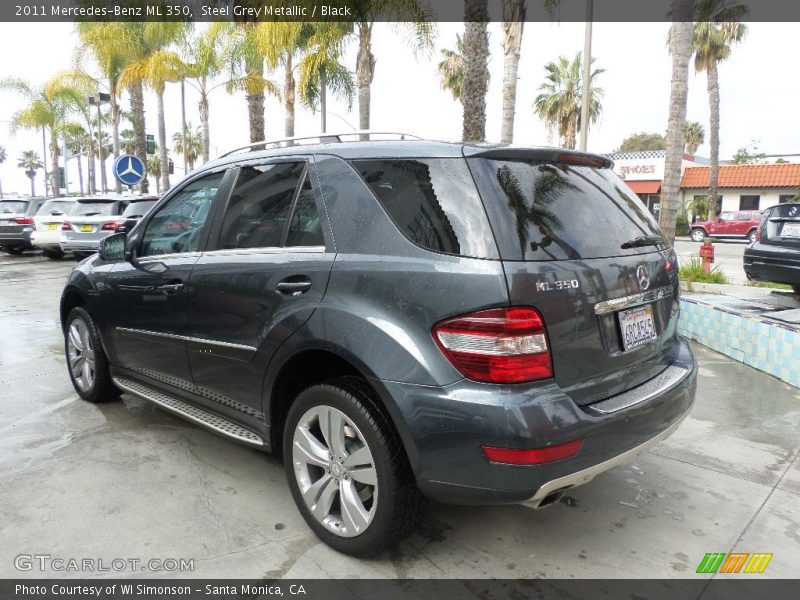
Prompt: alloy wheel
<box><xmin>66</xmin><ymin>318</ymin><xmax>96</xmax><ymax>392</ymax></box>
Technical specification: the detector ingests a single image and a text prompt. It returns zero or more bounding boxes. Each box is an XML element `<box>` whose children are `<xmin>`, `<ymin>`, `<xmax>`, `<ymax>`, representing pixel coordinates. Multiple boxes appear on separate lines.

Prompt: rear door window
<box><xmin>467</xmin><ymin>158</ymin><xmax>666</xmax><ymax>261</ymax></box>
<box><xmin>352</xmin><ymin>158</ymin><xmax>498</xmax><ymax>259</ymax></box>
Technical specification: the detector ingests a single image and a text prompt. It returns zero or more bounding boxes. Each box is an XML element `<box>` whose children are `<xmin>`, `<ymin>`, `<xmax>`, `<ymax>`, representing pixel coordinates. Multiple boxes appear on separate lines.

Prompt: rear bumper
<box><xmin>31</xmin><ymin>230</ymin><xmax>62</xmax><ymax>250</ymax></box>
<box><xmin>0</xmin><ymin>230</ymin><xmax>34</xmax><ymax>248</ymax></box>
<box><xmin>743</xmin><ymin>243</ymin><xmax>800</xmax><ymax>285</ymax></box>
<box><xmin>380</xmin><ymin>336</ymin><xmax>696</xmax><ymax>505</ymax></box>
<box><xmin>60</xmin><ymin>236</ymin><xmax>102</xmax><ymax>253</ymax></box>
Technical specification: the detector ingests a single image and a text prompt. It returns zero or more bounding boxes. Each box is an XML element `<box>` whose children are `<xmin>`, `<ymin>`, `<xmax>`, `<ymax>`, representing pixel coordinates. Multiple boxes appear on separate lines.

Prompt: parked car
<box><xmin>60</xmin><ymin>135</ymin><xmax>697</xmax><ymax>556</ymax></box>
<box><xmin>112</xmin><ymin>196</ymin><xmax>160</xmax><ymax>234</ymax></box>
<box><xmin>31</xmin><ymin>198</ymin><xmax>79</xmax><ymax>259</ymax></box>
<box><xmin>743</xmin><ymin>202</ymin><xmax>800</xmax><ymax>294</ymax></box>
<box><xmin>0</xmin><ymin>197</ymin><xmax>47</xmax><ymax>255</ymax></box>
<box><xmin>690</xmin><ymin>210</ymin><xmax>765</xmax><ymax>243</ymax></box>
<box><xmin>60</xmin><ymin>198</ymin><xmax>127</xmax><ymax>259</ymax></box>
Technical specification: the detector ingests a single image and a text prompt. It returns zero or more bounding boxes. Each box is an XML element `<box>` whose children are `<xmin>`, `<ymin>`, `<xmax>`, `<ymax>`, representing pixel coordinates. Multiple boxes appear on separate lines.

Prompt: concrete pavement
<box><xmin>674</xmin><ymin>238</ymin><xmax>749</xmax><ymax>285</ymax></box>
<box><xmin>0</xmin><ymin>253</ymin><xmax>798</xmax><ymax>579</ymax></box>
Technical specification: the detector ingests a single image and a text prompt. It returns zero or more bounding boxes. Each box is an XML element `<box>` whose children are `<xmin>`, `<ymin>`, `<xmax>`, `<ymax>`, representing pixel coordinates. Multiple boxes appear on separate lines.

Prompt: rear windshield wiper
<box><xmin>83</xmin><ymin>211</ymin><xmax>102</xmax><ymax>216</ymax></box>
<box><xmin>621</xmin><ymin>235</ymin><xmax>663</xmax><ymax>249</ymax></box>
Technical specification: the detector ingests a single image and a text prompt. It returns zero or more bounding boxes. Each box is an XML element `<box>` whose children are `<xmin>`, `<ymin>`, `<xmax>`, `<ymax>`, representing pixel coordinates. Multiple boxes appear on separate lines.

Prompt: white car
<box><xmin>31</xmin><ymin>198</ymin><xmax>78</xmax><ymax>259</ymax></box>
<box><xmin>60</xmin><ymin>198</ymin><xmax>127</xmax><ymax>258</ymax></box>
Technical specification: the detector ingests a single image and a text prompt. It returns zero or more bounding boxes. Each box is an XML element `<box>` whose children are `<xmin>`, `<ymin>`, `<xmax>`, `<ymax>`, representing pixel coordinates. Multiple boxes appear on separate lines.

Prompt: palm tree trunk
<box><xmin>320</xmin><ymin>65</ymin><xmax>327</xmax><ymax>133</ymax></box>
<box><xmin>76</xmin><ymin>151</ymin><xmax>84</xmax><ymax>195</ymax></box>
<box><xmin>110</xmin><ymin>79</ymin><xmax>122</xmax><ymax>194</ymax></box>
<box><xmin>284</xmin><ymin>54</ymin><xmax>295</xmax><ymax>138</ymax></box>
<box><xmin>501</xmin><ymin>2</ymin><xmax>524</xmax><ymax>145</ymax></box>
<box><xmin>199</xmin><ymin>91</ymin><xmax>210</xmax><ymax>163</ymax></box>
<box><xmin>357</xmin><ymin>23</ymin><xmax>375</xmax><ymax>140</ymax></box>
<box><xmin>87</xmin><ymin>136</ymin><xmax>96</xmax><ymax>195</ymax></box>
<box><xmin>246</xmin><ymin>54</ymin><xmax>265</xmax><ymax>143</ymax></box>
<box><xmin>157</xmin><ymin>91</ymin><xmax>170</xmax><ymax>192</ymax></box>
<box><xmin>462</xmin><ymin>0</ymin><xmax>489</xmax><ymax>142</ymax></box>
<box><xmin>29</xmin><ymin>175</ymin><xmax>35</xmax><ymax>197</ymax></box>
<box><xmin>707</xmin><ymin>60</ymin><xmax>721</xmax><ymax>222</ymax></box>
<box><xmin>129</xmin><ymin>81</ymin><xmax>149</xmax><ymax>193</ymax></box>
<box><xmin>50</xmin><ymin>137</ymin><xmax>61</xmax><ymax>198</ymax></box>
<box><xmin>658</xmin><ymin>16</ymin><xmax>694</xmax><ymax>243</ymax></box>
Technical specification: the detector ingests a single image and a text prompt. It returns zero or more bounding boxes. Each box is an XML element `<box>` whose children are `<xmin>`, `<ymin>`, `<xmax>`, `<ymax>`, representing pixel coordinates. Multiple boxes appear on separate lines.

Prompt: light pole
<box><xmin>180</xmin><ymin>77</ymin><xmax>189</xmax><ymax>175</ymax></box>
<box><xmin>88</xmin><ymin>93</ymin><xmax>111</xmax><ymax>193</ymax></box>
<box><xmin>579</xmin><ymin>0</ymin><xmax>593</xmax><ymax>152</ymax></box>
<box><xmin>41</xmin><ymin>127</ymin><xmax>48</xmax><ymax>198</ymax></box>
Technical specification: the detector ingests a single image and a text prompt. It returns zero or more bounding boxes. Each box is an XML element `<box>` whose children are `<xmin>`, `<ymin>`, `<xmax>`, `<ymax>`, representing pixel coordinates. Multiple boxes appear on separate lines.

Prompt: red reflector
<box><xmin>556</xmin><ymin>153</ymin><xmax>607</xmax><ymax>168</ymax></box>
<box><xmin>14</xmin><ymin>217</ymin><xmax>34</xmax><ymax>225</ymax></box>
<box><xmin>433</xmin><ymin>307</ymin><xmax>553</xmax><ymax>384</ymax></box>
<box><xmin>482</xmin><ymin>439</ymin><xmax>584</xmax><ymax>465</ymax></box>
<box><xmin>62</xmin><ymin>222</ymin><xmax>72</xmax><ymax>231</ymax></box>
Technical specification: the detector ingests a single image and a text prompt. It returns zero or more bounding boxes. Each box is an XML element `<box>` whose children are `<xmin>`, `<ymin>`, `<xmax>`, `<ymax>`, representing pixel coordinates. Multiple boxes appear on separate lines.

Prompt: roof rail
<box><xmin>218</xmin><ymin>130</ymin><xmax>424</xmax><ymax>159</ymax></box>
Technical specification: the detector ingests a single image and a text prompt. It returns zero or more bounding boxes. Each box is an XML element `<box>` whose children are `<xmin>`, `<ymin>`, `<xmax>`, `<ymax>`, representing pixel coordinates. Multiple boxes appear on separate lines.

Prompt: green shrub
<box><xmin>679</xmin><ymin>257</ymin><xmax>730</xmax><ymax>284</ymax></box>
<box><xmin>675</xmin><ymin>211</ymin><xmax>690</xmax><ymax>236</ymax></box>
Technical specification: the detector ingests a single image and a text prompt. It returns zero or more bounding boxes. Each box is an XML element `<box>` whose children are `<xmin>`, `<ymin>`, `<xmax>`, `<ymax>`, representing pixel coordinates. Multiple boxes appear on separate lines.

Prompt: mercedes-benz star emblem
<box><xmin>636</xmin><ymin>265</ymin><xmax>650</xmax><ymax>291</ymax></box>
<box><xmin>790</xmin><ymin>206</ymin><xmax>798</xmax><ymax>217</ymax></box>
<box><xmin>119</xmin><ymin>157</ymin><xmax>143</xmax><ymax>178</ymax></box>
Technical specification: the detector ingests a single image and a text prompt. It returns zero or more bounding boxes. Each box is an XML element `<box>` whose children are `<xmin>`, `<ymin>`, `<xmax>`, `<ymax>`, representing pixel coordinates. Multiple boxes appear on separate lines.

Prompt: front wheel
<box><xmin>65</xmin><ymin>307</ymin><xmax>119</xmax><ymax>403</ymax></box>
<box><xmin>747</xmin><ymin>230</ymin><xmax>758</xmax><ymax>243</ymax></box>
<box><xmin>283</xmin><ymin>379</ymin><xmax>424</xmax><ymax>556</ymax></box>
<box><xmin>43</xmin><ymin>249</ymin><xmax>65</xmax><ymax>259</ymax></box>
<box><xmin>690</xmin><ymin>228</ymin><xmax>706</xmax><ymax>242</ymax></box>
<box><xmin>4</xmin><ymin>246</ymin><xmax>24</xmax><ymax>255</ymax></box>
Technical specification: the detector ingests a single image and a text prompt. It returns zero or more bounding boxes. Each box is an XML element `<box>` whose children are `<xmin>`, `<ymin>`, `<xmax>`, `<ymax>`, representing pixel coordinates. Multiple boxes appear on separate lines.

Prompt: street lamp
<box><xmin>88</xmin><ymin>92</ymin><xmax>111</xmax><ymax>193</ymax></box>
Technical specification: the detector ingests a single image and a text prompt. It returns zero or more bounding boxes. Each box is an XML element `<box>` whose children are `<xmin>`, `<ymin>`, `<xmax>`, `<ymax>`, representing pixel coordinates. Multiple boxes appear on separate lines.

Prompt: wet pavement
<box><xmin>0</xmin><ymin>253</ymin><xmax>798</xmax><ymax>579</ymax></box>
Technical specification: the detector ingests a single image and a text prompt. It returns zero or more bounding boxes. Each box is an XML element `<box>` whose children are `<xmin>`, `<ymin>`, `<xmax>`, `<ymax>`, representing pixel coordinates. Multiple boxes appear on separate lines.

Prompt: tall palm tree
<box><xmin>172</xmin><ymin>123</ymin><xmax>202</xmax><ymax>172</ymax></box>
<box><xmin>500</xmin><ymin>0</ymin><xmax>525</xmax><ymax>144</ymax></box>
<box><xmin>462</xmin><ymin>0</ymin><xmax>490</xmax><ymax>142</ymax></box>
<box><xmin>684</xmin><ymin>121</ymin><xmax>705</xmax><ymax>154</ymax></box>
<box><xmin>350</xmin><ymin>3</ymin><xmax>434</xmax><ymax>135</ymax></box>
<box><xmin>147</xmin><ymin>153</ymin><xmax>163</xmax><ymax>194</ymax></box>
<box><xmin>660</xmin><ymin>3</ymin><xmax>695</xmax><ymax>243</ymax></box>
<box><xmin>17</xmin><ymin>151</ymin><xmax>43</xmax><ymax>197</ymax></box>
<box><xmin>0</xmin><ymin>145</ymin><xmax>6</xmax><ymax>199</ymax></box>
<box><xmin>534</xmin><ymin>52</ymin><xmax>604</xmax><ymax>149</ymax></box>
<box><xmin>437</xmin><ymin>35</ymin><xmax>467</xmax><ymax>103</ymax></box>
<box><xmin>62</xmin><ymin>122</ymin><xmax>88</xmax><ymax>195</ymax></box>
<box><xmin>692</xmin><ymin>0</ymin><xmax>748</xmax><ymax>221</ymax></box>
<box><xmin>120</xmin><ymin>50</ymin><xmax>183</xmax><ymax>192</ymax></box>
<box><xmin>257</xmin><ymin>22</ymin><xmax>305</xmax><ymax>138</ymax></box>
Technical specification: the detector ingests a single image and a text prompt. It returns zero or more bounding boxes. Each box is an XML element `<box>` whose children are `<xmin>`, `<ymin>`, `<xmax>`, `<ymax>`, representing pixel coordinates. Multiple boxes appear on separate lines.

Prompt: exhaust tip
<box><xmin>535</xmin><ymin>488</ymin><xmax>569</xmax><ymax>509</ymax></box>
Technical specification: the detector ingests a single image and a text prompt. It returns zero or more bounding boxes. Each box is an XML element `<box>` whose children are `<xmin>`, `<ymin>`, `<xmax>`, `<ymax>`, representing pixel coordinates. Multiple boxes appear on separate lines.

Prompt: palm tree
<box><xmin>0</xmin><ymin>145</ymin><xmax>6</xmax><ymax>199</ymax></box>
<box><xmin>462</xmin><ymin>0</ymin><xmax>490</xmax><ymax>142</ymax></box>
<box><xmin>172</xmin><ymin>123</ymin><xmax>202</xmax><ymax>172</ymax></box>
<box><xmin>257</xmin><ymin>22</ymin><xmax>305</xmax><ymax>138</ymax></box>
<box><xmin>120</xmin><ymin>49</ymin><xmax>184</xmax><ymax>192</ymax></box>
<box><xmin>349</xmin><ymin>4</ymin><xmax>434</xmax><ymax>135</ymax></box>
<box><xmin>17</xmin><ymin>151</ymin><xmax>43</xmax><ymax>197</ymax></box>
<box><xmin>62</xmin><ymin>122</ymin><xmax>88</xmax><ymax>195</ymax></box>
<box><xmin>534</xmin><ymin>52</ymin><xmax>604</xmax><ymax>149</ymax></box>
<box><xmin>147</xmin><ymin>153</ymin><xmax>163</xmax><ymax>194</ymax></box>
<box><xmin>684</xmin><ymin>121</ymin><xmax>705</xmax><ymax>154</ymax></box>
<box><xmin>692</xmin><ymin>0</ymin><xmax>748</xmax><ymax>221</ymax></box>
<box><xmin>500</xmin><ymin>1</ymin><xmax>525</xmax><ymax>144</ymax></box>
<box><xmin>437</xmin><ymin>34</ymin><xmax>468</xmax><ymax>103</ymax></box>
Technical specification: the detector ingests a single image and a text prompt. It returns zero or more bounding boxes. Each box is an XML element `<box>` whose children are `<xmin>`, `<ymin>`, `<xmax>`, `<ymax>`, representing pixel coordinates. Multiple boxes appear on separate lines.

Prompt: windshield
<box><xmin>38</xmin><ymin>200</ymin><xmax>73</xmax><ymax>216</ymax></box>
<box><xmin>70</xmin><ymin>201</ymin><xmax>116</xmax><ymax>217</ymax></box>
<box><xmin>467</xmin><ymin>158</ymin><xmax>666</xmax><ymax>261</ymax></box>
<box><xmin>0</xmin><ymin>201</ymin><xmax>29</xmax><ymax>214</ymax></box>
<box><xmin>121</xmin><ymin>200</ymin><xmax>157</xmax><ymax>218</ymax></box>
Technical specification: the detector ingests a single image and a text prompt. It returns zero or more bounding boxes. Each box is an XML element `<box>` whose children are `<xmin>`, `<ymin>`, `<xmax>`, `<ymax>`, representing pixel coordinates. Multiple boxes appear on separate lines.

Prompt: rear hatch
<box><xmin>34</xmin><ymin>199</ymin><xmax>74</xmax><ymax>231</ymax></box>
<box><xmin>466</xmin><ymin>148</ymin><xmax>680</xmax><ymax>405</ymax></box>
<box><xmin>0</xmin><ymin>200</ymin><xmax>31</xmax><ymax>236</ymax></box>
<box><xmin>64</xmin><ymin>200</ymin><xmax>120</xmax><ymax>237</ymax></box>
<box><xmin>760</xmin><ymin>203</ymin><xmax>800</xmax><ymax>247</ymax></box>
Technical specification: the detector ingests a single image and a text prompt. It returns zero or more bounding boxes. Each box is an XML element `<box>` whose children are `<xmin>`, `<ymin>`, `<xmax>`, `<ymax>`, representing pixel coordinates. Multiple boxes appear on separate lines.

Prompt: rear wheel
<box><xmin>43</xmin><ymin>249</ymin><xmax>65</xmax><ymax>259</ymax></box>
<box><xmin>4</xmin><ymin>246</ymin><xmax>24</xmax><ymax>255</ymax></box>
<box><xmin>747</xmin><ymin>229</ymin><xmax>757</xmax><ymax>243</ymax></box>
<box><xmin>65</xmin><ymin>307</ymin><xmax>119</xmax><ymax>403</ymax></box>
<box><xmin>793</xmin><ymin>285</ymin><xmax>800</xmax><ymax>296</ymax></box>
<box><xmin>283</xmin><ymin>379</ymin><xmax>424</xmax><ymax>556</ymax></box>
<box><xmin>690</xmin><ymin>228</ymin><xmax>706</xmax><ymax>242</ymax></box>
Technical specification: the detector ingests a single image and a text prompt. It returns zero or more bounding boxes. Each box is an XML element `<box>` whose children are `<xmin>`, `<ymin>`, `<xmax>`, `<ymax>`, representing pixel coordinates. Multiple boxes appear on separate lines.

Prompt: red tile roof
<box><xmin>681</xmin><ymin>163</ymin><xmax>800</xmax><ymax>189</ymax></box>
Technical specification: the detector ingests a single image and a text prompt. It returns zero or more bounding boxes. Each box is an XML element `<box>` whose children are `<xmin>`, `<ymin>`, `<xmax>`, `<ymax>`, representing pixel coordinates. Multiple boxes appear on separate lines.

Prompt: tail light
<box><xmin>755</xmin><ymin>227</ymin><xmax>762</xmax><ymax>242</ymax></box>
<box><xmin>664</xmin><ymin>249</ymin><xmax>677</xmax><ymax>273</ymax></box>
<box><xmin>432</xmin><ymin>307</ymin><xmax>553</xmax><ymax>384</ymax></box>
<box><xmin>101</xmin><ymin>220</ymin><xmax>119</xmax><ymax>231</ymax></box>
<box><xmin>113</xmin><ymin>220</ymin><xmax>127</xmax><ymax>232</ymax></box>
<box><xmin>62</xmin><ymin>222</ymin><xmax>72</xmax><ymax>231</ymax></box>
<box><xmin>482</xmin><ymin>439</ymin><xmax>584</xmax><ymax>465</ymax></box>
<box><xmin>14</xmin><ymin>217</ymin><xmax>34</xmax><ymax>225</ymax></box>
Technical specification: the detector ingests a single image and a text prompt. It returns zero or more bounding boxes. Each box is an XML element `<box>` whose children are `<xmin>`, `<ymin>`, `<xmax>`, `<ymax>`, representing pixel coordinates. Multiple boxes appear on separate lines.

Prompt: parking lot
<box><xmin>1</xmin><ymin>252</ymin><xmax>799</xmax><ymax>579</ymax></box>
<box><xmin>674</xmin><ymin>238</ymin><xmax>750</xmax><ymax>285</ymax></box>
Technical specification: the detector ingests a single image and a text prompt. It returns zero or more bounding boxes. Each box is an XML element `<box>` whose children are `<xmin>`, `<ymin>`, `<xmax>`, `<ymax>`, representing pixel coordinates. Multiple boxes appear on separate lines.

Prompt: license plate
<box><xmin>618</xmin><ymin>304</ymin><xmax>657</xmax><ymax>351</ymax></box>
<box><xmin>781</xmin><ymin>222</ymin><xmax>800</xmax><ymax>238</ymax></box>
<box><xmin>47</xmin><ymin>223</ymin><xmax>58</xmax><ymax>230</ymax></box>
<box><xmin>80</xmin><ymin>225</ymin><xmax>93</xmax><ymax>232</ymax></box>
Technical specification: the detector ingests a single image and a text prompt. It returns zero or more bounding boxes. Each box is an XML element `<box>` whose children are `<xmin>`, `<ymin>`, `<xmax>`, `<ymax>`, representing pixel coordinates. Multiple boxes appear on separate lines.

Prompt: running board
<box><xmin>113</xmin><ymin>376</ymin><xmax>265</xmax><ymax>446</ymax></box>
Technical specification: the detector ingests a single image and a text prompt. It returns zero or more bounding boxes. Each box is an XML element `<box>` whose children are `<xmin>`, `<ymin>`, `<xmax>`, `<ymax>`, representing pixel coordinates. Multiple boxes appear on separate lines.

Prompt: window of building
<box><xmin>739</xmin><ymin>195</ymin><xmax>760</xmax><ymax>211</ymax></box>
<box><xmin>779</xmin><ymin>194</ymin><xmax>796</xmax><ymax>204</ymax></box>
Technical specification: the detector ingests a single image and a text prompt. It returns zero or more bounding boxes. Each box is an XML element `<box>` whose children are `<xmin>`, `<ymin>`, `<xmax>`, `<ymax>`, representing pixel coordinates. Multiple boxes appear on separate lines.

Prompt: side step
<box><xmin>113</xmin><ymin>376</ymin><xmax>265</xmax><ymax>447</ymax></box>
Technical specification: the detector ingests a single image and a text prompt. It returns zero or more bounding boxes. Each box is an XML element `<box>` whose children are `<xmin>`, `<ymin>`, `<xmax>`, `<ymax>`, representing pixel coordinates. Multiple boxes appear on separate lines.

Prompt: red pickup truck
<box><xmin>690</xmin><ymin>210</ymin><xmax>765</xmax><ymax>243</ymax></box>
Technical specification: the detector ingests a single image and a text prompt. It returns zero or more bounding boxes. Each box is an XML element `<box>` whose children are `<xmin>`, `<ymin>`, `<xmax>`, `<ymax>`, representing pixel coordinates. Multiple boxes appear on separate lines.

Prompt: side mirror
<box><xmin>98</xmin><ymin>232</ymin><xmax>127</xmax><ymax>262</ymax></box>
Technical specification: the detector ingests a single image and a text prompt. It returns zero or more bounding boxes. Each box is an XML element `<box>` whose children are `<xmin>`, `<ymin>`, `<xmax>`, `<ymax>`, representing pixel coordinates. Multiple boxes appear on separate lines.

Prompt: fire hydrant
<box><xmin>699</xmin><ymin>238</ymin><xmax>715</xmax><ymax>273</ymax></box>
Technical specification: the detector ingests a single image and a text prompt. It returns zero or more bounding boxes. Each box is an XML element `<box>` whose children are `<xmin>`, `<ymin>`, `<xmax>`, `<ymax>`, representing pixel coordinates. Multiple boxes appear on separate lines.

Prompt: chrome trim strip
<box><xmin>524</xmin><ymin>415</ymin><xmax>687</xmax><ymax>509</ymax></box>
<box><xmin>116</xmin><ymin>327</ymin><xmax>257</xmax><ymax>352</ymax></box>
<box><xmin>135</xmin><ymin>252</ymin><xmax>202</xmax><ymax>262</ymax></box>
<box><xmin>594</xmin><ymin>285</ymin><xmax>674</xmax><ymax>315</ymax></box>
<box><xmin>588</xmin><ymin>365</ymin><xmax>689</xmax><ymax>414</ymax></box>
<box><xmin>201</xmin><ymin>246</ymin><xmax>326</xmax><ymax>257</ymax></box>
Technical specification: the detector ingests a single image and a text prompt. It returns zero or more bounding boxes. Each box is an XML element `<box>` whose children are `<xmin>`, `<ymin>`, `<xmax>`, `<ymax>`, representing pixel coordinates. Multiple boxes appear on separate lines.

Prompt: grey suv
<box><xmin>60</xmin><ymin>134</ymin><xmax>697</xmax><ymax>556</ymax></box>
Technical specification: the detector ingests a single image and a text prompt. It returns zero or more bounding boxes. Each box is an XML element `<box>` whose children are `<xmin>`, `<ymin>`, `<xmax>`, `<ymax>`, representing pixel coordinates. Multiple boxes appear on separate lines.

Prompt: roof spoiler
<box><xmin>463</xmin><ymin>146</ymin><xmax>614</xmax><ymax>169</ymax></box>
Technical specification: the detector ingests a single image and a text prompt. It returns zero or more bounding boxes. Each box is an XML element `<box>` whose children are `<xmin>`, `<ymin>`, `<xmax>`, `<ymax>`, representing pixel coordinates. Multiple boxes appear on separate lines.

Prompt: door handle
<box><xmin>276</xmin><ymin>277</ymin><xmax>312</xmax><ymax>295</ymax></box>
<box><xmin>159</xmin><ymin>282</ymin><xmax>184</xmax><ymax>294</ymax></box>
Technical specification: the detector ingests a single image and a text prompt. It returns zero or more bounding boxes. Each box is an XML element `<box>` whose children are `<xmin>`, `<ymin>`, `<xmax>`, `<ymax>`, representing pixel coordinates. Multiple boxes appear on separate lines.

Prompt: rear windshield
<box><xmin>351</xmin><ymin>158</ymin><xmax>498</xmax><ymax>259</ymax></box>
<box><xmin>467</xmin><ymin>158</ymin><xmax>666</xmax><ymax>261</ymax></box>
<box><xmin>0</xmin><ymin>201</ymin><xmax>28</xmax><ymax>214</ymax></box>
<box><xmin>38</xmin><ymin>200</ymin><xmax>73</xmax><ymax>215</ymax></box>
<box><xmin>122</xmin><ymin>200</ymin><xmax>157</xmax><ymax>218</ymax></box>
<box><xmin>70</xmin><ymin>201</ymin><xmax>116</xmax><ymax>217</ymax></box>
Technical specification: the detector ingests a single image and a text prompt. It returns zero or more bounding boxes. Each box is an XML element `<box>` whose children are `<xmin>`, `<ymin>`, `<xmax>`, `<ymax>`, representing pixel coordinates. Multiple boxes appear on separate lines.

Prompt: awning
<box><xmin>624</xmin><ymin>180</ymin><xmax>661</xmax><ymax>194</ymax></box>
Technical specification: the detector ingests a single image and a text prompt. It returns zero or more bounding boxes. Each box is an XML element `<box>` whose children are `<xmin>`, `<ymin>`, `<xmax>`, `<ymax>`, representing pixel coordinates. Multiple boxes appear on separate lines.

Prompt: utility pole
<box><xmin>579</xmin><ymin>0</ymin><xmax>593</xmax><ymax>152</ymax></box>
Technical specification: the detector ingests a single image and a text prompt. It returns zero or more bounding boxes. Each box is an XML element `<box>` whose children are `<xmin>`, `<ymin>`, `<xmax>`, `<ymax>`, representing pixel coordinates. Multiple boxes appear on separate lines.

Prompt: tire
<box><xmin>283</xmin><ymin>378</ymin><xmax>424</xmax><ymax>557</ymax></box>
<box><xmin>43</xmin><ymin>249</ymin><xmax>65</xmax><ymax>260</ymax></box>
<box><xmin>64</xmin><ymin>307</ymin><xmax>119</xmax><ymax>403</ymax></box>
<box><xmin>747</xmin><ymin>229</ymin><xmax>757</xmax><ymax>243</ymax></box>
<box><xmin>793</xmin><ymin>285</ymin><xmax>800</xmax><ymax>296</ymax></box>
<box><xmin>690</xmin><ymin>228</ymin><xmax>706</xmax><ymax>242</ymax></box>
<box><xmin>4</xmin><ymin>246</ymin><xmax>24</xmax><ymax>255</ymax></box>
